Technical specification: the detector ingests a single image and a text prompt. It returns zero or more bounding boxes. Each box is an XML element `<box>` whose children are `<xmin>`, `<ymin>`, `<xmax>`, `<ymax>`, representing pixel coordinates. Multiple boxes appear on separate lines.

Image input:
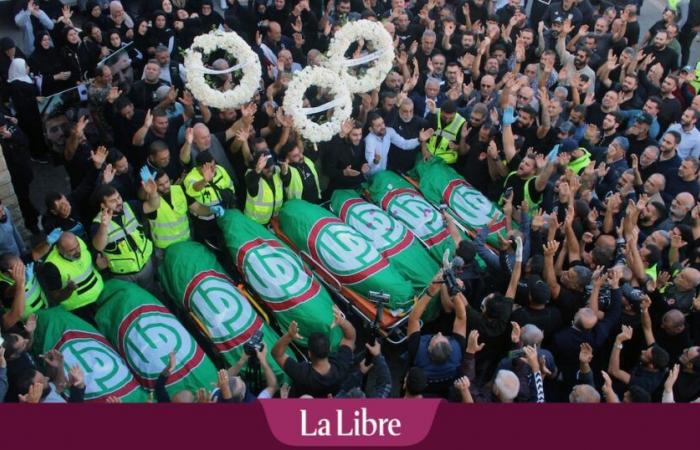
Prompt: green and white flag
<box><xmin>33</xmin><ymin>307</ymin><xmax>149</xmax><ymax>402</ymax></box>
<box><xmin>218</xmin><ymin>210</ymin><xmax>342</xmax><ymax>348</ymax></box>
<box><xmin>159</xmin><ymin>240</ymin><xmax>292</xmax><ymax>379</ymax></box>
<box><xmin>278</xmin><ymin>200</ymin><xmax>415</xmax><ymax>312</ymax></box>
<box><xmin>413</xmin><ymin>158</ymin><xmax>509</xmax><ymax>248</ymax></box>
<box><xmin>95</xmin><ymin>279</ymin><xmax>218</xmax><ymax>396</ymax></box>
<box><xmin>367</xmin><ymin>171</ymin><xmax>459</xmax><ymax>262</ymax></box>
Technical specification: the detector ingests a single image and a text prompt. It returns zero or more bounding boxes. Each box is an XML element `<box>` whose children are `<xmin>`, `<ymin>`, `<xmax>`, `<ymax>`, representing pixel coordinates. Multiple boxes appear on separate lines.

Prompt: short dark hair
<box><xmin>367</xmin><ymin>112</ymin><xmax>383</xmax><ymax>127</ymax></box>
<box><xmin>44</xmin><ymin>191</ymin><xmax>64</xmax><ymax>212</ymax></box>
<box><xmin>278</xmin><ymin>141</ymin><xmax>298</xmax><ymax>161</ymax></box>
<box><xmin>441</xmin><ymin>100</ymin><xmax>457</xmax><ymax>114</ymax></box>
<box><xmin>520</xmin><ymin>105</ymin><xmax>537</xmax><ymax>118</ymax></box>
<box><xmin>92</xmin><ymin>184</ymin><xmax>118</xmax><ymax>209</ymax></box>
<box><xmin>149</xmin><ymin>140</ymin><xmax>169</xmax><ymax>156</ymax></box>
<box><xmin>308</xmin><ymin>332</ymin><xmax>330</xmax><ymax>359</ymax></box>
<box><xmin>405</xmin><ymin>367</ymin><xmax>428</xmax><ymax>395</ymax></box>
<box><xmin>651</xmin><ymin>344</ymin><xmax>670</xmax><ymax>370</ymax></box>
<box><xmin>626</xmin><ymin>385</ymin><xmax>651</xmax><ymax>402</ymax></box>
<box><xmin>456</xmin><ymin>240</ymin><xmax>476</xmax><ymax>263</ymax></box>
<box><xmin>666</xmin><ymin>130</ymin><xmax>682</xmax><ymax>145</ymax></box>
<box><xmin>106</xmin><ymin>148</ymin><xmax>125</xmax><ymax>165</ymax></box>
<box><xmin>195</xmin><ymin>150</ymin><xmax>214</xmax><ymax>166</ymax></box>
<box><xmin>114</xmin><ymin>96</ymin><xmax>133</xmax><ymax>111</ymax></box>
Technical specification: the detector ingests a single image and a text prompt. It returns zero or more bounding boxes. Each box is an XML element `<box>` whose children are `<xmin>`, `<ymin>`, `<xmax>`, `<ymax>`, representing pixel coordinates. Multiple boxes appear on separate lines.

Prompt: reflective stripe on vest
<box><xmin>183</xmin><ymin>165</ymin><xmax>234</xmax><ymax>210</ymax></box>
<box><xmin>500</xmin><ymin>171</ymin><xmax>541</xmax><ymax>212</ymax></box>
<box><xmin>93</xmin><ymin>202</ymin><xmax>153</xmax><ymax>274</ymax></box>
<box><xmin>0</xmin><ymin>270</ymin><xmax>47</xmax><ymax>318</ymax></box>
<box><xmin>149</xmin><ymin>185</ymin><xmax>191</xmax><ymax>249</ymax></box>
<box><xmin>285</xmin><ymin>156</ymin><xmax>321</xmax><ymax>201</ymax></box>
<box><xmin>44</xmin><ymin>238</ymin><xmax>104</xmax><ymax>311</ymax></box>
<box><xmin>426</xmin><ymin>110</ymin><xmax>466</xmax><ymax>165</ymax></box>
<box><xmin>244</xmin><ymin>168</ymin><xmax>283</xmax><ymax>224</ymax></box>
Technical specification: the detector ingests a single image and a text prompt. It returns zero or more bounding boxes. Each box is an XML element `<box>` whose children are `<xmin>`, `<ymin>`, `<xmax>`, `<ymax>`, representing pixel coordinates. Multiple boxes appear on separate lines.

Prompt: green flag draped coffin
<box><xmin>95</xmin><ymin>279</ymin><xmax>217</xmax><ymax>395</ymax></box>
<box><xmin>159</xmin><ymin>241</ymin><xmax>291</xmax><ymax>376</ymax></box>
<box><xmin>33</xmin><ymin>307</ymin><xmax>148</xmax><ymax>402</ymax></box>
<box><xmin>330</xmin><ymin>189</ymin><xmax>440</xmax><ymax>293</ymax></box>
<box><xmin>413</xmin><ymin>158</ymin><xmax>508</xmax><ymax>248</ymax></box>
<box><xmin>367</xmin><ymin>171</ymin><xmax>457</xmax><ymax>261</ymax></box>
<box><xmin>278</xmin><ymin>200</ymin><xmax>414</xmax><ymax>312</ymax></box>
<box><xmin>217</xmin><ymin>210</ymin><xmax>342</xmax><ymax>348</ymax></box>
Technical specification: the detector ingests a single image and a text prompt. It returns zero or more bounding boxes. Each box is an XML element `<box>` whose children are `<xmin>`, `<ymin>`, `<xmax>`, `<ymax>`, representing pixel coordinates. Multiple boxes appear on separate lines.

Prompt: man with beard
<box><xmin>665</xmin><ymin>158</ymin><xmax>700</xmax><ymax>199</ymax></box>
<box><xmin>41</xmin><ymin>232</ymin><xmax>104</xmax><ymax>318</ymax></box>
<box><xmin>458</xmin><ymin>103</ymin><xmax>491</xmax><ymax>192</ymax></box>
<box><xmin>388</xmin><ymin>97</ymin><xmax>427</xmax><ymax>172</ymax></box>
<box><xmin>585</xmin><ymin>90</ymin><xmax>619</xmax><ymax>128</ymax></box>
<box><xmin>323</xmin><ymin>120</ymin><xmax>370</xmax><ymax>195</ymax></box>
<box><xmin>595</xmin><ymin>136</ymin><xmax>630</xmax><ymax>199</ymax></box>
<box><xmin>598</xmin><ymin>112</ymin><xmax>622</xmax><ymax>149</ymax></box>
<box><xmin>129</xmin><ymin>60</ymin><xmax>171</xmax><ymax>111</ymax></box>
<box><xmin>667</xmin><ymin>109</ymin><xmax>700</xmax><ymax>159</ymax></box>
<box><xmin>655</xmin><ymin>268</ymin><xmax>700</xmax><ymax>314</ymax></box>
<box><xmin>365</xmin><ymin>113</ymin><xmax>432</xmax><ymax>175</ymax></box>
<box><xmin>638</xmin><ymin>201</ymin><xmax>669</xmax><ymax>240</ymax></box>
<box><xmin>643</xmin><ymin>29</ymin><xmax>679</xmax><ymax>78</ymax></box>
<box><xmin>555</xmin><ymin>21</ymin><xmax>595</xmax><ymax>94</ymax></box>
<box><xmin>626</xmin><ymin>113</ymin><xmax>657</xmax><ymax>161</ymax></box>
<box><xmin>543</xmin><ymin>0</ymin><xmax>583</xmax><ymax>28</ymax></box>
<box><xmin>616</xmin><ymin>74</ymin><xmax>644</xmax><ymax>111</ymax></box>
<box><xmin>656</xmin><ymin>131</ymin><xmax>683</xmax><ymax>181</ymax></box>
<box><xmin>91</xmin><ymin>182</ymin><xmax>157</xmax><ymax>291</ymax></box>
<box><xmin>661</xmin><ymin>193</ymin><xmax>695</xmax><ymax>230</ymax></box>
<box><xmin>636</xmin><ymin>145</ymin><xmax>661</xmax><ymax>181</ymax></box>
<box><xmin>393</xmin><ymin>11</ymin><xmax>418</xmax><ymax>50</ymax></box>
<box><xmin>673</xmin><ymin>346</ymin><xmax>700</xmax><ymax>402</ymax></box>
<box><xmin>414</xmin><ymin>29</ymin><xmax>438</xmax><ymax>73</ymax></box>
<box><xmin>656</xmin><ymin>76</ymin><xmax>683</xmax><ymax>131</ymax></box>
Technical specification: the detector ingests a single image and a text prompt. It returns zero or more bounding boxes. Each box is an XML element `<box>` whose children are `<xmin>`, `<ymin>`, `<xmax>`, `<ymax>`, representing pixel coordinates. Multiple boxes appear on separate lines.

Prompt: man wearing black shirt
<box><xmin>643</xmin><ymin>30</ymin><xmax>679</xmax><ymax>78</ymax></box>
<box><xmin>129</xmin><ymin>61</ymin><xmax>171</xmax><ymax>111</ymax></box>
<box><xmin>657</xmin><ymin>76</ymin><xmax>683</xmax><ymax>132</ymax></box>
<box><xmin>387</xmin><ymin>97</ymin><xmax>426</xmax><ymax>172</ymax></box>
<box><xmin>323</xmin><ymin>122</ymin><xmax>370</xmax><ymax>196</ymax></box>
<box><xmin>511</xmin><ymin>276</ymin><xmax>563</xmax><ymax>345</ymax></box>
<box><xmin>272</xmin><ymin>306</ymin><xmax>356</xmax><ymax>398</ymax></box>
<box><xmin>656</xmin><ymin>131</ymin><xmax>683</xmax><ymax>181</ymax></box>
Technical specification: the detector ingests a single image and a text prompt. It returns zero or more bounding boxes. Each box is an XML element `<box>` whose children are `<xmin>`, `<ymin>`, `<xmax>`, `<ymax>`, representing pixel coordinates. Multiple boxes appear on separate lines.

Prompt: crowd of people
<box><xmin>1</xmin><ymin>0</ymin><xmax>700</xmax><ymax>404</ymax></box>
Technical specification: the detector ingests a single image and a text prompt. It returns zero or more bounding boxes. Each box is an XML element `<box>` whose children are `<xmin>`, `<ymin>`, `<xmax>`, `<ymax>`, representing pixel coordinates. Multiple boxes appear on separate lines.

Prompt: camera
<box><xmin>243</xmin><ymin>330</ymin><xmax>264</xmax><ymax>357</ymax></box>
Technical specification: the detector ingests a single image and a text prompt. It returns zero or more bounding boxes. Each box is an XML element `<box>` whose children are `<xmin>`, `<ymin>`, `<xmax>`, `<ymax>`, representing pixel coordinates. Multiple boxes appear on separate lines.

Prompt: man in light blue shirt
<box><xmin>667</xmin><ymin>109</ymin><xmax>700</xmax><ymax>159</ymax></box>
<box><xmin>364</xmin><ymin>113</ymin><xmax>433</xmax><ymax>175</ymax></box>
<box><xmin>0</xmin><ymin>201</ymin><xmax>26</xmax><ymax>257</ymax></box>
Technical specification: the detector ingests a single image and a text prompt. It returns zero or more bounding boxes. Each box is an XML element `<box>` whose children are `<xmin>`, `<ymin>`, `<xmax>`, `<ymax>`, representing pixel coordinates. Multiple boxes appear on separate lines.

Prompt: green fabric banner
<box><xmin>413</xmin><ymin>158</ymin><xmax>509</xmax><ymax>248</ymax></box>
<box><xmin>367</xmin><ymin>171</ymin><xmax>458</xmax><ymax>262</ymax></box>
<box><xmin>217</xmin><ymin>210</ymin><xmax>342</xmax><ymax>349</ymax></box>
<box><xmin>159</xmin><ymin>240</ymin><xmax>291</xmax><ymax>380</ymax></box>
<box><xmin>32</xmin><ymin>307</ymin><xmax>149</xmax><ymax>402</ymax></box>
<box><xmin>278</xmin><ymin>200</ymin><xmax>414</xmax><ymax>312</ymax></box>
<box><xmin>95</xmin><ymin>279</ymin><xmax>218</xmax><ymax>397</ymax></box>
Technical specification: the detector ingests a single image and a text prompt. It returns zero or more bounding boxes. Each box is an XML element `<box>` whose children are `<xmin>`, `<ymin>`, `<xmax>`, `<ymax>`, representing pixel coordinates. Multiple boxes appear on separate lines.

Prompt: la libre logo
<box><xmin>300</xmin><ymin>407</ymin><xmax>402</xmax><ymax>437</ymax></box>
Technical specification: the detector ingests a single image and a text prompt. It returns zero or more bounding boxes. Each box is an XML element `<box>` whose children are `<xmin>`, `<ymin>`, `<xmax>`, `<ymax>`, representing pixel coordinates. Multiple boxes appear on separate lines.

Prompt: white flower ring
<box><xmin>282</xmin><ymin>65</ymin><xmax>353</xmax><ymax>143</ymax></box>
<box><xmin>324</xmin><ymin>19</ymin><xmax>395</xmax><ymax>94</ymax></box>
<box><xmin>184</xmin><ymin>30</ymin><xmax>262</xmax><ymax>110</ymax></box>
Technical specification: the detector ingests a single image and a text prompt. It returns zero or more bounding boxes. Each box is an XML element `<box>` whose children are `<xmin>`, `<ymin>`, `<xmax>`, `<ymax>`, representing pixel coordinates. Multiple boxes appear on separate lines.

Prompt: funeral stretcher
<box><xmin>270</xmin><ymin>200</ymin><xmax>442</xmax><ymax>344</ymax></box>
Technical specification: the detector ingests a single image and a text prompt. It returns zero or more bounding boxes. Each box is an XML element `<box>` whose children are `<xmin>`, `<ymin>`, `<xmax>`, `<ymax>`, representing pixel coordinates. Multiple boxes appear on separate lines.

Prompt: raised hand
<box><xmin>466</xmin><ymin>330</ymin><xmax>485</xmax><ymax>354</ymax></box>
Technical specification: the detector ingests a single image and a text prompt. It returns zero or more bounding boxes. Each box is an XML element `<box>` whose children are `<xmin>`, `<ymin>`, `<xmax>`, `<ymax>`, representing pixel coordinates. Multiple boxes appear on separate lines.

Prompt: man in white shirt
<box><xmin>364</xmin><ymin>113</ymin><xmax>433</xmax><ymax>175</ymax></box>
<box><xmin>667</xmin><ymin>109</ymin><xmax>700</xmax><ymax>159</ymax></box>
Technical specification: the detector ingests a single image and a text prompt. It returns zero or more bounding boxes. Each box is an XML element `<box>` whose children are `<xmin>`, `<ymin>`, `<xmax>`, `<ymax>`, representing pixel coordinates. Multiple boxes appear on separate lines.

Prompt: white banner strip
<box><xmin>188</xmin><ymin>58</ymin><xmax>253</xmax><ymax>75</ymax></box>
<box><xmin>341</xmin><ymin>48</ymin><xmax>389</xmax><ymax>67</ymax></box>
<box><xmin>301</xmin><ymin>98</ymin><xmax>346</xmax><ymax>115</ymax></box>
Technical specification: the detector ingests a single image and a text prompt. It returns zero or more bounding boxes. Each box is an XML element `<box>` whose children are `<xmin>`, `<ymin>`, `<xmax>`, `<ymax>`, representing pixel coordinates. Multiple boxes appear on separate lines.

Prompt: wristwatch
<box><xmin>615</xmin><ymin>343</ymin><xmax>623</xmax><ymax>350</ymax></box>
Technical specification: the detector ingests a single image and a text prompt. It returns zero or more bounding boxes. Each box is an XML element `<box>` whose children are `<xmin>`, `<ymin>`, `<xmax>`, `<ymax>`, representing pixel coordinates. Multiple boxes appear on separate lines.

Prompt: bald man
<box><xmin>569</xmin><ymin>384</ymin><xmax>601</xmax><ymax>403</ymax></box>
<box><xmin>180</xmin><ymin>123</ymin><xmax>236</xmax><ymax>182</ymax></box>
<box><xmin>552</xmin><ymin>271</ymin><xmax>623</xmax><ymax>390</ymax></box>
<box><xmin>662</xmin><ymin>192</ymin><xmax>696</xmax><ymax>229</ymax></box>
<box><xmin>41</xmin><ymin>232</ymin><xmax>103</xmax><ymax>321</ymax></box>
<box><xmin>660</xmin><ymin>268</ymin><xmax>700</xmax><ymax>314</ymax></box>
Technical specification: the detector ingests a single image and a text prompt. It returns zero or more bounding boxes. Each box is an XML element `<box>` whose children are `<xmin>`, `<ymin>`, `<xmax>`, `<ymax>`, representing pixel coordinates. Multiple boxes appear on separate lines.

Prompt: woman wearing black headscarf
<box><xmin>0</xmin><ymin>38</ymin><xmax>26</xmax><ymax>88</ymax></box>
<box><xmin>61</xmin><ymin>26</ymin><xmax>100</xmax><ymax>83</ymax></box>
<box><xmin>148</xmin><ymin>10</ymin><xmax>175</xmax><ymax>53</ymax></box>
<box><xmin>28</xmin><ymin>31</ymin><xmax>72</xmax><ymax>96</ymax></box>
<box><xmin>7</xmin><ymin>58</ymin><xmax>50</xmax><ymax>162</ymax></box>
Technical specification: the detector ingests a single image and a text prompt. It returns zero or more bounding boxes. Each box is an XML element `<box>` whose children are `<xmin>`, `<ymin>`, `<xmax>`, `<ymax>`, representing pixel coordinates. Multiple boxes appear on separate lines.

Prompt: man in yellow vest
<box><xmin>279</xmin><ymin>142</ymin><xmax>321</xmax><ymax>203</ymax></box>
<box><xmin>422</xmin><ymin>100</ymin><xmax>466</xmax><ymax>165</ymax></box>
<box><xmin>183</xmin><ymin>151</ymin><xmax>234</xmax><ymax>247</ymax></box>
<box><xmin>41</xmin><ymin>232</ymin><xmax>104</xmax><ymax>321</ymax></box>
<box><xmin>244</xmin><ymin>151</ymin><xmax>283</xmax><ymax>225</ymax></box>
<box><xmin>0</xmin><ymin>254</ymin><xmax>47</xmax><ymax>330</ymax></box>
<box><xmin>91</xmin><ymin>180</ymin><xmax>157</xmax><ymax>291</ymax></box>
<box><xmin>145</xmin><ymin>169</ymin><xmax>192</xmax><ymax>254</ymax></box>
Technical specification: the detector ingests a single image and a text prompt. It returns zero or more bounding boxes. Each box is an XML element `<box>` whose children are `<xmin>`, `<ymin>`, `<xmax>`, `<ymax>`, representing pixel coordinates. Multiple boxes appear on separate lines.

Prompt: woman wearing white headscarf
<box><xmin>7</xmin><ymin>58</ymin><xmax>49</xmax><ymax>162</ymax></box>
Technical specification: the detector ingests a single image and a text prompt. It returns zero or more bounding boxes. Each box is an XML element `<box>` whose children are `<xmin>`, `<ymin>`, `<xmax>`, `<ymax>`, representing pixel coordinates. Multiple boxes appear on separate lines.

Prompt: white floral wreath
<box><xmin>184</xmin><ymin>30</ymin><xmax>262</xmax><ymax>110</ymax></box>
<box><xmin>283</xmin><ymin>65</ymin><xmax>353</xmax><ymax>143</ymax></box>
<box><xmin>324</xmin><ymin>19</ymin><xmax>395</xmax><ymax>94</ymax></box>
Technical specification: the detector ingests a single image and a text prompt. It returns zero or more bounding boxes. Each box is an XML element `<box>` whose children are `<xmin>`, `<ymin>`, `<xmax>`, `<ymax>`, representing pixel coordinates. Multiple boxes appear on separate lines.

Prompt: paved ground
<box><xmin>2</xmin><ymin>2</ymin><xmax>698</xmax><ymax>230</ymax></box>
